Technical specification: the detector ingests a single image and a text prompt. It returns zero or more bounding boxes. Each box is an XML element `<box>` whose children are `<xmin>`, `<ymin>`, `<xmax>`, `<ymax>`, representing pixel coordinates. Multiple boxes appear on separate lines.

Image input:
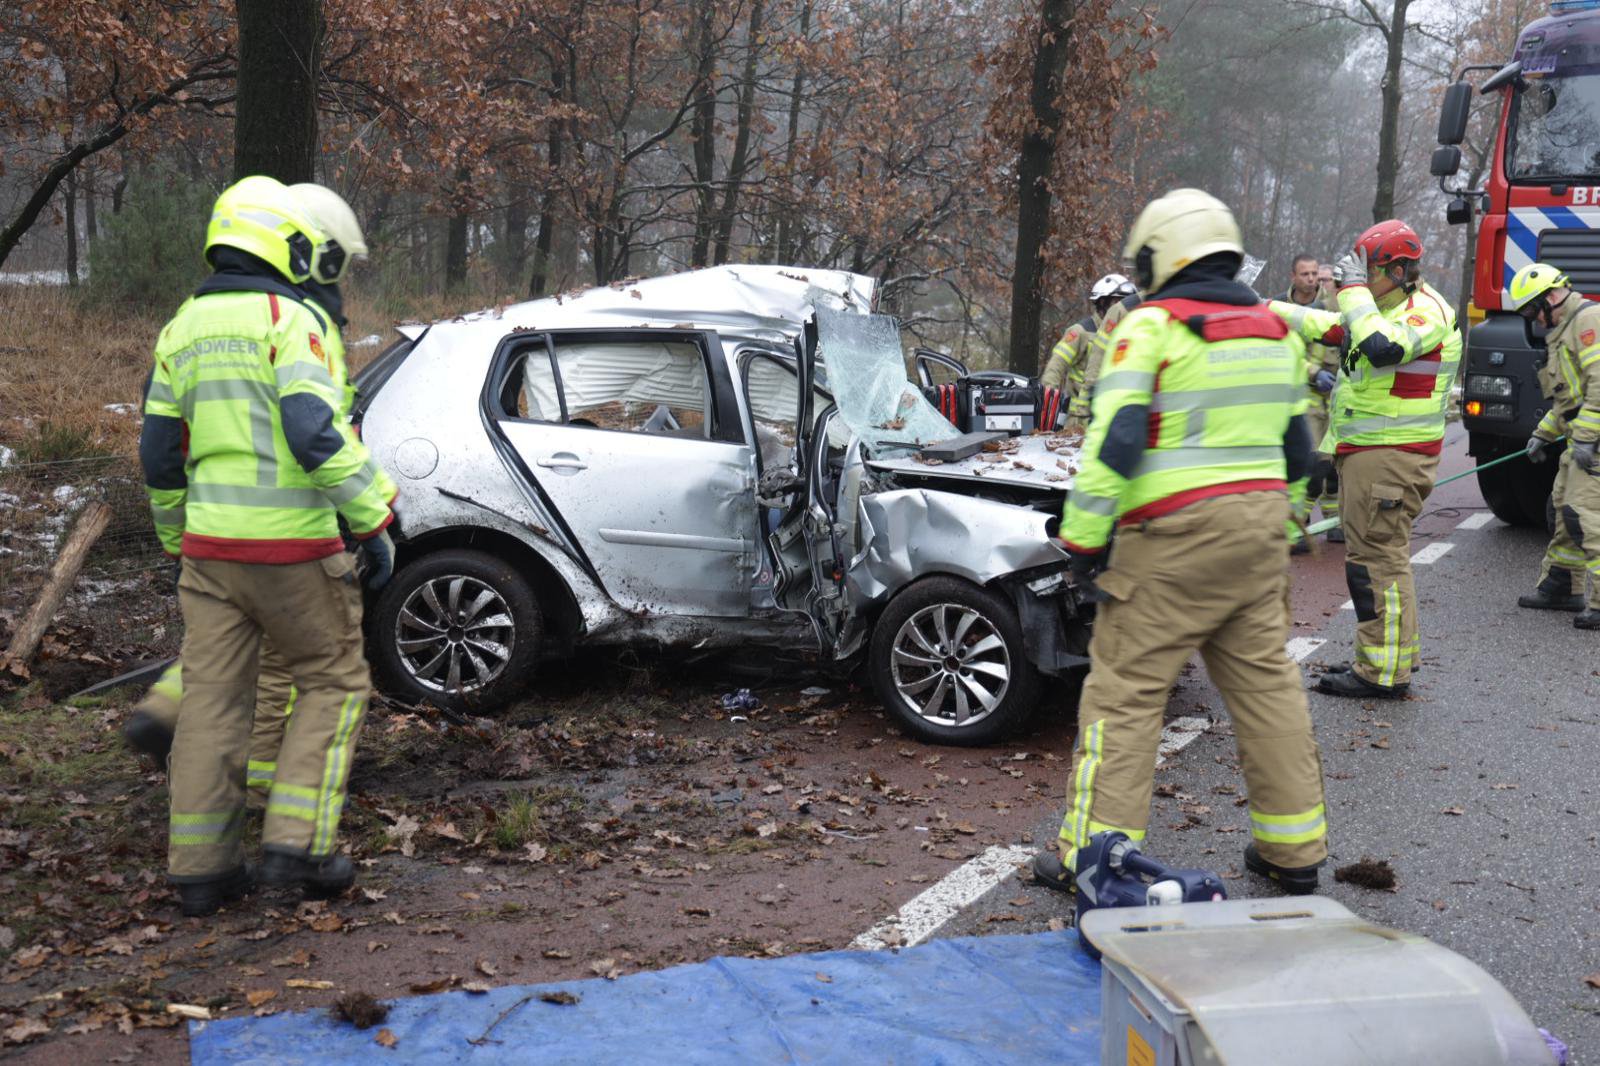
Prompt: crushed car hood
<box><xmin>406</xmin><ymin>265</ymin><xmax>877</xmax><ymax>354</ymax></box>
<box><xmin>865</xmin><ymin>434</ymin><xmax>1083</xmax><ymax>494</ymax></box>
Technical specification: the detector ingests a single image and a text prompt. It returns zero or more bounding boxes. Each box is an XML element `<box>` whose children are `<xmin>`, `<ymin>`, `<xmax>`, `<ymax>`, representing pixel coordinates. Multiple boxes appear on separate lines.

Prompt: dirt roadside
<box><xmin>0</xmin><ymin>650</ymin><xmax>1082</xmax><ymax>1062</ymax></box>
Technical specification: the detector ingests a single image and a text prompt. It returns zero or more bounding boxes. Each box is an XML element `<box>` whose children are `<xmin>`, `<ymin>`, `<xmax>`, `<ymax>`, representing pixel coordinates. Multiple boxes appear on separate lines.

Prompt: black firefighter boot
<box><xmin>1031</xmin><ymin>848</ymin><xmax>1076</xmax><ymax>895</ymax></box>
<box><xmin>1314</xmin><ymin>669</ymin><xmax>1408</xmax><ymax>700</ymax></box>
<box><xmin>1577</xmin><ymin>608</ymin><xmax>1600</xmax><ymax>630</ymax></box>
<box><xmin>1243</xmin><ymin>844</ymin><xmax>1319</xmax><ymax>896</ymax></box>
<box><xmin>176</xmin><ymin>865</ymin><xmax>255</xmax><ymax>918</ymax></box>
<box><xmin>123</xmin><ymin>711</ymin><xmax>175</xmax><ymax>761</ymax></box>
<box><xmin>1518</xmin><ymin>571</ymin><xmax>1585</xmax><ymax>612</ymax></box>
<box><xmin>261</xmin><ymin>848</ymin><xmax>356</xmax><ymax>899</ymax></box>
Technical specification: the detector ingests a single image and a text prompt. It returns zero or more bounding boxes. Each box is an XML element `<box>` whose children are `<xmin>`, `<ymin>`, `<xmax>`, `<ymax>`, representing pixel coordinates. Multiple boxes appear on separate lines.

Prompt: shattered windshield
<box><xmin>815</xmin><ymin>308</ymin><xmax>958</xmax><ymax>451</ymax></box>
<box><xmin>1508</xmin><ymin>68</ymin><xmax>1600</xmax><ymax>180</ymax></box>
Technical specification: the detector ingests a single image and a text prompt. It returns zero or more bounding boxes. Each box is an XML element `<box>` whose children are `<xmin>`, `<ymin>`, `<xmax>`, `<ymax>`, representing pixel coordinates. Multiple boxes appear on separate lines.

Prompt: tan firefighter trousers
<box><xmin>169</xmin><ymin>553</ymin><xmax>370</xmax><ymax>881</ymax></box>
<box><xmin>1058</xmin><ymin>492</ymin><xmax>1329</xmax><ymax>870</ymax></box>
<box><xmin>136</xmin><ymin>645</ymin><xmax>297</xmax><ymax>805</ymax></box>
<box><xmin>1538</xmin><ymin>451</ymin><xmax>1597</xmax><ymax>602</ymax></box>
<box><xmin>1336</xmin><ymin>447</ymin><xmax>1439</xmax><ymax>688</ymax></box>
<box><xmin>1558</xmin><ymin>455</ymin><xmax>1600</xmax><ymax>608</ymax></box>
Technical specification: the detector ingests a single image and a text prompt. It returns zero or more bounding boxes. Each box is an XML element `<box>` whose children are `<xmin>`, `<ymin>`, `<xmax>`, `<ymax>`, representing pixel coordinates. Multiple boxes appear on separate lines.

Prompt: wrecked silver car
<box><xmin>353</xmin><ymin>266</ymin><xmax>1093</xmax><ymax>744</ymax></box>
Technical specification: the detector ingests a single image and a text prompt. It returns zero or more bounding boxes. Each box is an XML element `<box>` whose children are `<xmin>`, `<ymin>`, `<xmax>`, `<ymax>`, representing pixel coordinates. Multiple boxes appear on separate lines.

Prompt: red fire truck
<box><xmin>1434</xmin><ymin>0</ymin><xmax>1600</xmax><ymax>525</ymax></box>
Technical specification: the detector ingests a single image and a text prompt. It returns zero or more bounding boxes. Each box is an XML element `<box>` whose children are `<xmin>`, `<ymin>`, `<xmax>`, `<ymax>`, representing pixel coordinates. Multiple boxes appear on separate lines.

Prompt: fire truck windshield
<box><xmin>1508</xmin><ymin>70</ymin><xmax>1600</xmax><ymax>181</ymax></box>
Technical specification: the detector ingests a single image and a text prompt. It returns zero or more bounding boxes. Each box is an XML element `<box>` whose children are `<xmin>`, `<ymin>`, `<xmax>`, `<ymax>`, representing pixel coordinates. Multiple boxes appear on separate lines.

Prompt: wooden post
<box><xmin>2</xmin><ymin>501</ymin><xmax>113</xmax><ymax>671</ymax></box>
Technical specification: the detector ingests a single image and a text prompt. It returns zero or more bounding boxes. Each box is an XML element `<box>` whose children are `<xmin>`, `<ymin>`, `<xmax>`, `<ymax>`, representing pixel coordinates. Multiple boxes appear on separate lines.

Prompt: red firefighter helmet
<box><xmin>1354</xmin><ymin>219</ymin><xmax>1423</xmax><ymax>267</ymax></box>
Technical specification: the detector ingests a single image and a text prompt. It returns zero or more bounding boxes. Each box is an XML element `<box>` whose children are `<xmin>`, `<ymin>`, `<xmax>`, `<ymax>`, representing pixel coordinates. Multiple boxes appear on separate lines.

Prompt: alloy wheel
<box><xmin>393</xmin><ymin>574</ymin><xmax>516</xmax><ymax>696</ymax></box>
<box><xmin>888</xmin><ymin>602</ymin><xmax>1011</xmax><ymax>728</ymax></box>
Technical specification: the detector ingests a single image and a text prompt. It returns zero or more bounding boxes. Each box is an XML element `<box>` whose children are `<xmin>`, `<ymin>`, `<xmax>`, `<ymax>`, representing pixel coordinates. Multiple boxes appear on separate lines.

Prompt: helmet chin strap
<box><xmin>1543</xmin><ymin>291</ymin><xmax>1571</xmax><ymax>329</ymax></box>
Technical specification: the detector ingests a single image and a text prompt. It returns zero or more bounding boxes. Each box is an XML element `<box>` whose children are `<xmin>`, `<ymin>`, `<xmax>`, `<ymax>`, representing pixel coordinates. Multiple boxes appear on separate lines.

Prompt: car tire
<box><xmin>868</xmin><ymin>576</ymin><xmax>1043</xmax><ymax>747</ymax></box>
<box><xmin>1476</xmin><ymin>443</ymin><xmax>1555</xmax><ymax>528</ymax></box>
<box><xmin>369</xmin><ymin>549</ymin><xmax>541</xmax><ymax>714</ymax></box>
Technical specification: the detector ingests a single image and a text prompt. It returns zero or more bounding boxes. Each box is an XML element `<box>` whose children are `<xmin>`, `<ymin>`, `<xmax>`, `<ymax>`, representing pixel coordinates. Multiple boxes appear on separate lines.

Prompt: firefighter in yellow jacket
<box><xmin>125</xmin><ymin>183</ymin><xmax>391</xmax><ymax>809</ymax></box>
<box><xmin>1277</xmin><ymin>255</ymin><xmax>1344</xmax><ymax>549</ymax></box>
<box><xmin>1277</xmin><ymin>221</ymin><xmax>1461</xmax><ymax>698</ymax></box>
<box><xmin>1509</xmin><ymin>262</ymin><xmax>1600</xmax><ymax>627</ymax></box>
<box><xmin>1043</xmin><ymin>274</ymin><xmax>1136</xmax><ymax>396</ymax></box>
<box><xmin>139</xmin><ymin>176</ymin><xmax>395</xmax><ymax>916</ymax></box>
<box><xmin>1032</xmin><ymin>189</ymin><xmax>1328</xmax><ymax>898</ymax></box>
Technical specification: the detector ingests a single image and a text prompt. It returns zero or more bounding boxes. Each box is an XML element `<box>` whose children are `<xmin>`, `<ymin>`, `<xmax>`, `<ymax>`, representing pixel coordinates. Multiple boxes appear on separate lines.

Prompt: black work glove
<box><xmin>1064</xmin><ymin>546</ymin><xmax>1106</xmax><ymax>583</ymax></box>
<box><xmin>1313</xmin><ymin>370</ymin><xmax>1336</xmax><ymax>395</ymax></box>
<box><xmin>170</xmin><ymin>556</ymin><xmax>183</xmax><ymax>592</ymax></box>
<box><xmin>1574</xmin><ymin>439</ymin><xmax>1598</xmax><ymax>473</ymax></box>
<box><xmin>358</xmin><ymin>529</ymin><xmax>395</xmax><ymax>590</ymax></box>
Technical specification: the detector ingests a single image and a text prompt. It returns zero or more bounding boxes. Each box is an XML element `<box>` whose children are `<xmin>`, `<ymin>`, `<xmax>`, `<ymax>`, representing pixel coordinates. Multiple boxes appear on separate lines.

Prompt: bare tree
<box><xmin>234</xmin><ymin>0</ymin><xmax>322</xmax><ymax>183</ymax></box>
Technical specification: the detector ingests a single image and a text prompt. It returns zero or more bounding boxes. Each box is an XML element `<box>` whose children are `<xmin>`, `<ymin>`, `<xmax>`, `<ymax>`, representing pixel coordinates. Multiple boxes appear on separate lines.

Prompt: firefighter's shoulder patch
<box><xmin>1111</xmin><ymin>338</ymin><xmax>1131</xmax><ymax>366</ymax></box>
<box><xmin>308</xmin><ymin>332</ymin><xmax>326</xmax><ymax>365</ymax></box>
<box><xmin>1581</xmin><ymin>328</ymin><xmax>1596</xmax><ymax>348</ymax></box>
<box><xmin>1406</xmin><ymin>313</ymin><xmax>1427</xmax><ymax>328</ymax></box>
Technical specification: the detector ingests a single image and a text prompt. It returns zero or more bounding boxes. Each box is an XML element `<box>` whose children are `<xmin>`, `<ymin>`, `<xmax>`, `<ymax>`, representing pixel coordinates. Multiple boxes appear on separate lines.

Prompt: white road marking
<box><xmin>850</xmin><ymin>844</ymin><xmax>1034</xmax><ymax>951</ymax></box>
<box><xmin>1339</xmin><ymin>599</ymin><xmax>1354</xmax><ymax>611</ymax></box>
<box><xmin>1412</xmin><ymin>542</ymin><xmax>1455</xmax><ymax>565</ymax></box>
<box><xmin>1157</xmin><ymin>715</ymin><xmax>1211</xmax><ymax>766</ymax></box>
<box><xmin>1457</xmin><ymin>513</ymin><xmax>1494</xmax><ymax>530</ymax></box>
<box><xmin>1285</xmin><ymin>637</ymin><xmax>1326</xmax><ymax>662</ymax></box>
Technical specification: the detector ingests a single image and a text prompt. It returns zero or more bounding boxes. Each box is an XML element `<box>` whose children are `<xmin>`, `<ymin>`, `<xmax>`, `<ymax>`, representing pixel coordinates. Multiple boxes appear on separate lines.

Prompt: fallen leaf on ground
<box><xmin>310</xmin><ymin>914</ymin><xmax>345</xmax><ymax>933</ymax></box>
<box><xmin>1441</xmin><ymin>806</ymin><xmax>1465</xmax><ymax>816</ymax></box>
<box><xmin>589</xmin><ymin>958</ymin><xmax>620</xmax><ymax>980</ymax></box>
<box><xmin>286</xmin><ymin>979</ymin><xmax>336</xmax><ymax>990</ymax></box>
<box><xmin>1584</xmin><ymin>973</ymin><xmax>1600</xmax><ymax>990</ymax></box>
<box><xmin>271</xmin><ymin>948</ymin><xmax>313</xmax><ymax>968</ymax></box>
<box><xmin>3</xmin><ymin>1018</ymin><xmax>49</xmax><ymax>1045</ymax></box>
<box><xmin>756</xmin><ymin>822</ymin><xmax>778</xmax><ymax>838</ymax></box>
<box><xmin>952</xmin><ymin>822</ymin><xmax>977</xmax><ymax>835</ymax></box>
<box><xmin>360</xmin><ymin>888</ymin><xmax>388</xmax><ymax>903</ymax></box>
<box><xmin>428</xmin><ymin>819</ymin><xmax>466</xmax><ymax>842</ymax></box>
<box><xmin>331</xmin><ymin>992</ymin><xmax>389</xmax><ymax>1029</ymax></box>
<box><xmin>13</xmin><ymin>945</ymin><xmax>51</xmax><ymax>968</ymax></box>
<box><xmin>375</xmin><ymin>1028</ymin><xmax>398</xmax><ymax>1048</ymax></box>
<box><xmin>165</xmin><ymin>1004</ymin><xmax>212</xmax><ymax>1021</ymax></box>
<box><xmin>1333</xmin><ymin>858</ymin><xmax>1397</xmax><ymax>891</ymax></box>
<box><xmin>408</xmin><ymin>976</ymin><xmax>457</xmax><ymax>994</ymax></box>
<box><xmin>542</xmin><ymin>949</ymin><xmax>571</xmax><ymax>959</ymax></box>
<box><xmin>391</xmin><ymin>814</ymin><xmax>421</xmax><ymax>857</ymax></box>
<box><xmin>476</xmin><ymin>958</ymin><xmax>497</xmax><ymax>977</ymax></box>
<box><xmin>462</xmin><ymin>982</ymin><xmax>491</xmax><ymax>994</ymax></box>
<box><xmin>522</xmin><ymin>843</ymin><xmax>547</xmax><ymax>862</ymax></box>
<box><xmin>540</xmin><ymin>990</ymin><xmax>579</xmax><ymax>1005</ymax></box>
<box><xmin>245</xmin><ymin>989</ymin><xmax>277</xmax><ymax>1008</ymax></box>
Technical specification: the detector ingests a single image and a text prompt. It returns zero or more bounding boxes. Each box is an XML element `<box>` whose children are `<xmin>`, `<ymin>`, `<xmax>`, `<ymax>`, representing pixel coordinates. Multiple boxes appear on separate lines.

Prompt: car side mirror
<box><xmin>1446</xmin><ymin>197</ymin><xmax>1473</xmax><ymax>226</ymax></box>
<box><xmin>1430</xmin><ymin>145</ymin><xmax>1462</xmax><ymax>178</ymax></box>
<box><xmin>1438</xmin><ymin>82</ymin><xmax>1472</xmax><ymax>145</ymax></box>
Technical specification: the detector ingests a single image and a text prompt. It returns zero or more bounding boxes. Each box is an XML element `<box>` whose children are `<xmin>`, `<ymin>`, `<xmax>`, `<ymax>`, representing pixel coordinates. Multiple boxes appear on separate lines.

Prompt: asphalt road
<box><xmin>937</xmin><ymin>427</ymin><xmax>1600</xmax><ymax>1058</ymax></box>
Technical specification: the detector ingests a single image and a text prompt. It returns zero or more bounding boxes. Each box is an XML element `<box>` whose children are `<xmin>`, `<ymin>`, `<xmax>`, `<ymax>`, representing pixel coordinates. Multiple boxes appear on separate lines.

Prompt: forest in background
<box><xmin>0</xmin><ymin>0</ymin><xmax>1546</xmax><ymax>369</ymax></box>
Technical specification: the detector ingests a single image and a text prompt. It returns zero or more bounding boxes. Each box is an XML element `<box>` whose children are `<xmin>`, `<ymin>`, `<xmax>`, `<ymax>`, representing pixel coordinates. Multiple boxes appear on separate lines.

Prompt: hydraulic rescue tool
<box><xmin>1073</xmin><ymin>831</ymin><xmax>1226</xmax><ymax>958</ymax></box>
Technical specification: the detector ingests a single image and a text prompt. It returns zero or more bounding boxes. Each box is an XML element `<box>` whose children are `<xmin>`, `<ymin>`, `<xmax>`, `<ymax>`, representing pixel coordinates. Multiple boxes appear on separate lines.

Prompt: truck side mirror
<box><xmin>1438</xmin><ymin>81</ymin><xmax>1471</xmax><ymax>145</ymax></box>
<box><xmin>1445</xmin><ymin>197</ymin><xmax>1472</xmax><ymax>226</ymax></box>
<box><xmin>1430</xmin><ymin>145</ymin><xmax>1462</xmax><ymax>178</ymax></box>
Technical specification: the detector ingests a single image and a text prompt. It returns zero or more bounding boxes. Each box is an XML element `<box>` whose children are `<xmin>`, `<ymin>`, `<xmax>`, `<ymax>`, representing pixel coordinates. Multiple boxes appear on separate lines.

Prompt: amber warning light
<box><xmin>1465</xmin><ymin>400</ymin><xmax>1484</xmax><ymax>417</ymax></box>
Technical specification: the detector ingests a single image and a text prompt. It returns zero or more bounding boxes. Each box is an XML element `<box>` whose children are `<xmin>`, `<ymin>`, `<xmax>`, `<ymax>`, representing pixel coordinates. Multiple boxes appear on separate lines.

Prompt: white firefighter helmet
<box><xmin>288</xmin><ymin>183</ymin><xmax>368</xmax><ymax>284</ymax></box>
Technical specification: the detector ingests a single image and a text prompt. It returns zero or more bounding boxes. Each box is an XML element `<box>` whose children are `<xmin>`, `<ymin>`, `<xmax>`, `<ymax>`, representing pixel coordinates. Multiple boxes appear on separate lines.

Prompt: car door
<box><xmin>486</xmin><ymin>328</ymin><xmax>757</xmax><ymax>617</ymax></box>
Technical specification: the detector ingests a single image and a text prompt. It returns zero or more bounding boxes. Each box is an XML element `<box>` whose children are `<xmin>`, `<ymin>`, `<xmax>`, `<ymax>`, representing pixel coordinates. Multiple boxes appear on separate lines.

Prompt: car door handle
<box><xmin>537</xmin><ymin>452</ymin><xmax>587</xmax><ymax>473</ymax></box>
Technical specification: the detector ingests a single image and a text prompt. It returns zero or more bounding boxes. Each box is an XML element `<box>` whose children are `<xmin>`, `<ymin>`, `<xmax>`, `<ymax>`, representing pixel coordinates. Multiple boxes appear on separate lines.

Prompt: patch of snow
<box><xmin>0</xmin><ymin>490</ymin><xmax>20</xmax><ymax>508</ymax></box>
<box><xmin>351</xmin><ymin>334</ymin><xmax>384</xmax><ymax>348</ymax></box>
<box><xmin>0</xmin><ymin>445</ymin><xmax>14</xmax><ymax>469</ymax></box>
<box><xmin>52</xmin><ymin>484</ymin><xmax>83</xmax><ymax>505</ymax></box>
<box><xmin>71</xmin><ymin>576</ymin><xmax>145</xmax><ymax>603</ymax></box>
<box><xmin>103</xmin><ymin>403</ymin><xmax>138</xmax><ymax>416</ymax></box>
<box><xmin>0</xmin><ymin>270</ymin><xmax>74</xmax><ymax>286</ymax></box>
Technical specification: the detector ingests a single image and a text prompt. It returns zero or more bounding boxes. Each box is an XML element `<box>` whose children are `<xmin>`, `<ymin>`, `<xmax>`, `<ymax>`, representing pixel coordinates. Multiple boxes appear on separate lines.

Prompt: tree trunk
<box><xmin>713</xmin><ymin>0</ymin><xmax>766</xmax><ymax>265</ymax></box>
<box><xmin>64</xmin><ymin>169</ymin><xmax>79</xmax><ymax>286</ymax></box>
<box><xmin>83</xmin><ymin>163</ymin><xmax>97</xmax><ymax>246</ymax></box>
<box><xmin>233</xmin><ymin>0</ymin><xmax>322</xmax><ymax>183</ymax></box>
<box><xmin>530</xmin><ymin>66</ymin><xmax>567</xmax><ymax>298</ymax></box>
<box><xmin>1006</xmin><ymin>0</ymin><xmax>1076</xmax><ymax>376</ymax></box>
<box><xmin>777</xmin><ymin>0</ymin><xmax>812</xmax><ymax>264</ymax></box>
<box><xmin>503</xmin><ymin>195</ymin><xmax>529</xmax><ymax>287</ymax></box>
<box><xmin>1372</xmin><ymin>0</ymin><xmax>1410</xmax><ymax>223</ymax></box>
<box><xmin>688</xmin><ymin>0</ymin><xmax>719</xmax><ymax>268</ymax></box>
<box><xmin>446</xmin><ymin>176</ymin><xmax>470</xmax><ymax>291</ymax></box>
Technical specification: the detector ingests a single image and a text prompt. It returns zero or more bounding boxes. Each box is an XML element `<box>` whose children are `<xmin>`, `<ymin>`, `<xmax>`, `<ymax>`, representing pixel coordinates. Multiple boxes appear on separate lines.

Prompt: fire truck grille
<box><xmin>1537</xmin><ymin>228</ymin><xmax>1600</xmax><ymax>294</ymax></box>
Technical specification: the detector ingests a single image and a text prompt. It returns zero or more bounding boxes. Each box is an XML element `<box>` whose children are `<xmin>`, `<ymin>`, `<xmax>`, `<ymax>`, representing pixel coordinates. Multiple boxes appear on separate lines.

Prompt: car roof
<box><xmin>403</xmin><ymin>265</ymin><xmax>878</xmax><ymax>353</ymax></box>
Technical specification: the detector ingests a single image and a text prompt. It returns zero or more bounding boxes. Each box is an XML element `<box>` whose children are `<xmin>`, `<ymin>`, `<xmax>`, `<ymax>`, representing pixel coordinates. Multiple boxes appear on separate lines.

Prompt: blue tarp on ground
<box><xmin>189</xmin><ymin>930</ymin><xmax>1102</xmax><ymax>1065</ymax></box>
